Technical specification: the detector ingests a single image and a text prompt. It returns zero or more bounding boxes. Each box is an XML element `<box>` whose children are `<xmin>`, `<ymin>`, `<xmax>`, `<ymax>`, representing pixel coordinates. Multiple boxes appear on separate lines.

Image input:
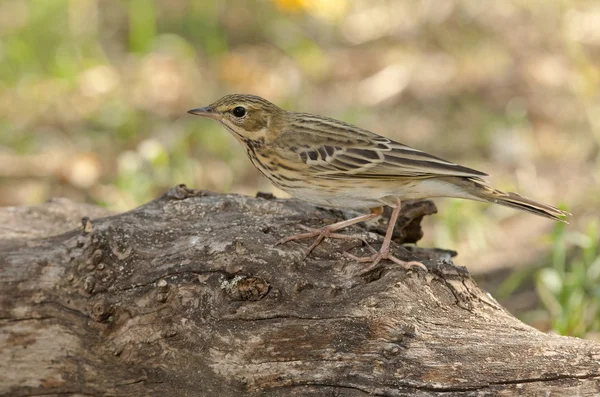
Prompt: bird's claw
<box><xmin>344</xmin><ymin>249</ymin><xmax>427</xmax><ymax>273</ymax></box>
<box><xmin>276</xmin><ymin>226</ymin><xmax>373</xmax><ymax>258</ymax></box>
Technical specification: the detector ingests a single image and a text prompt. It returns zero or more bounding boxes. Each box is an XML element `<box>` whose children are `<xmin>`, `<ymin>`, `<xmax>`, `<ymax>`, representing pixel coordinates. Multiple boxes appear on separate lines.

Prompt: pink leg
<box><xmin>277</xmin><ymin>207</ymin><xmax>383</xmax><ymax>258</ymax></box>
<box><xmin>345</xmin><ymin>198</ymin><xmax>427</xmax><ymax>272</ymax></box>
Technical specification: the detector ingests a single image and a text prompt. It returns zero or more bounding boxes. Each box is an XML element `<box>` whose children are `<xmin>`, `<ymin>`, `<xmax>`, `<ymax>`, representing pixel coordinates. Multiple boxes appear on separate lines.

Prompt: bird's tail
<box><xmin>451</xmin><ymin>177</ymin><xmax>570</xmax><ymax>223</ymax></box>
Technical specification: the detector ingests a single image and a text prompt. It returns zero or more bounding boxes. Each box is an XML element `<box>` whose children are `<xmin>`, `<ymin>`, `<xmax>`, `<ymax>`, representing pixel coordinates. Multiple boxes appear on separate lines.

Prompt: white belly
<box><xmin>282</xmin><ymin>178</ymin><xmax>478</xmax><ymax>210</ymax></box>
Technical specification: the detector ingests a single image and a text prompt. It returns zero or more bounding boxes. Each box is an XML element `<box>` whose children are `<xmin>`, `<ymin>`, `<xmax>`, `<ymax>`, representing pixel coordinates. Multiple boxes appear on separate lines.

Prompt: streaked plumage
<box><xmin>188</xmin><ymin>94</ymin><xmax>568</xmax><ymax>269</ymax></box>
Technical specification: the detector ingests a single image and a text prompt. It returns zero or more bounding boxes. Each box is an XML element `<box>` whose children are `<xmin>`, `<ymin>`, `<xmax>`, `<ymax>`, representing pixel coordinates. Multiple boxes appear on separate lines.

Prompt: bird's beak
<box><xmin>187</xmin><ymin>106</ymin><xmax>218</xmax><ymax>119</ymax></box>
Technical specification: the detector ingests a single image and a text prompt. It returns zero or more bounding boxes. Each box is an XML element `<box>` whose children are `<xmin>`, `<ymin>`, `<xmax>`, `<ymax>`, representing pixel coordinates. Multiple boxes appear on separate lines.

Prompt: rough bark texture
<box><xmin>1</xmin><ymin>185</ymin><xmax>599</xmax><ymax>397</ymax></box>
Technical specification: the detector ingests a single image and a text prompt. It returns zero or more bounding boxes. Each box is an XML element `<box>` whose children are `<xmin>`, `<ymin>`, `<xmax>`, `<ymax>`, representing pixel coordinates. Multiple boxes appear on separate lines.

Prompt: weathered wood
<box><xmin>1</xmin><ymin>185</ymin><xmax>599</xmax><ymax>396</ymax></box>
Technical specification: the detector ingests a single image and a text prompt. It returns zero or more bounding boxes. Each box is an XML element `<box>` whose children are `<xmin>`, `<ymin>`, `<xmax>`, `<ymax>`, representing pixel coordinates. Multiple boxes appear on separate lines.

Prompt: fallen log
<box><xmin>1</xmin><ymin>185</ymin><xmax>599</xmax><ymax>396</ymax></box>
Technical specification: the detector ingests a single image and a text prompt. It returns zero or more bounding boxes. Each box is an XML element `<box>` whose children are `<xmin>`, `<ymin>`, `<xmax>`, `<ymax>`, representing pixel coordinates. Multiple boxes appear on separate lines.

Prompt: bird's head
<box><xmin>188</xmin><ymin>94</ymin><xmax>285</xmax><ymax>142</ymax></box>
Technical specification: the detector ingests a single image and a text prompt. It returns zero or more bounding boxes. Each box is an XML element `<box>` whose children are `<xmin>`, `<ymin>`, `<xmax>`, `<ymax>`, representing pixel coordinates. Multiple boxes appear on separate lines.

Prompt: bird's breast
<box><xmin>242</xmin><ymin>142</ymin><xmax>307</xmax><ymax>190</ymax></box>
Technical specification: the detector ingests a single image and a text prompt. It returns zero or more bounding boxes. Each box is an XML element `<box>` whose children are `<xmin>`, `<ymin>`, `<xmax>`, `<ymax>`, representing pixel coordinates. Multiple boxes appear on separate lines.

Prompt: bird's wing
<box><xmin>276</xmin><ymin>124</ymin><xmax>486</xmax><ymax>179</ymax></box>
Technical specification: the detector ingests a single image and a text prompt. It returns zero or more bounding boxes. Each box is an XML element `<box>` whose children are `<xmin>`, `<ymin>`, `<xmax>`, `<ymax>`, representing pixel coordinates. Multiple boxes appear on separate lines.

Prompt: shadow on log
<box><xmin>1</xmin><ymin>184</ymin><xmax>599</xmax><ymax>396</ymax></box>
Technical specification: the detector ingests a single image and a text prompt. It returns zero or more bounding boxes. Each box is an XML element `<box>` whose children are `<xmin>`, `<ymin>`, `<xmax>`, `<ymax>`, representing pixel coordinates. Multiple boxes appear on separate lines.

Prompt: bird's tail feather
<box><xmin>457</xmin><ymin>177</ymin><xmax>569</xmax><ymax>223</ymax></box>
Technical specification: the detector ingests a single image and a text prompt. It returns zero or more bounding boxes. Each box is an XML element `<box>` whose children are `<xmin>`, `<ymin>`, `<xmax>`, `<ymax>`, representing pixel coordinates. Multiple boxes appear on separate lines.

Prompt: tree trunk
<box><xmin>1</xmin><ymin>185</ymin><xmax>599</xmax><ymax>396</ymax></box>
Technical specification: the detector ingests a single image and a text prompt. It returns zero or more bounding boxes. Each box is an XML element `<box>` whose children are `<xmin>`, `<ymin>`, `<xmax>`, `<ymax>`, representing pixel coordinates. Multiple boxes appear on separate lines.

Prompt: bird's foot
<box><xmin>276</xmin><ymin>225</ymin><xmax>371</xmax><ymax>258</ymax></box>
<box><xmin>344</xmin><ymin>248</ymin><xmax>427</xmax><ymax>273</ymax></box>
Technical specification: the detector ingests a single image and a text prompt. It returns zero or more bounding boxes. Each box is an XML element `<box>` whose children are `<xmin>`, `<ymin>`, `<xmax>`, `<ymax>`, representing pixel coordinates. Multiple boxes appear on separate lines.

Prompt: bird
<box><xmin>188</xmin><ymin>94</ymin><xmax>568</xmax><ymax>270</ymax></box>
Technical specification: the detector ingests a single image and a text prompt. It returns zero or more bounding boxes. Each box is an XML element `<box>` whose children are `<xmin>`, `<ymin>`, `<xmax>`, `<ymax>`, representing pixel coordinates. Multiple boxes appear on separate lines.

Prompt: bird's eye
<box><xmin>232</xmin><ymin>106</ymin><xmax>246</xmax><ymax>118</ymax></box>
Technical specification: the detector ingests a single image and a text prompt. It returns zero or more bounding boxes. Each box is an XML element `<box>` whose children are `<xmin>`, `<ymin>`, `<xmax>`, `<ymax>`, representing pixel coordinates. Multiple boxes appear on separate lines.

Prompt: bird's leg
<box><xmin>276</xmin><ymin>207</ymin><xmax>383</xmax><ymax>258</ymax></box>
<box><xmin>345</xmin><ymin>198</ymin><xmax>427</xmax><ymax>272</ymax></box>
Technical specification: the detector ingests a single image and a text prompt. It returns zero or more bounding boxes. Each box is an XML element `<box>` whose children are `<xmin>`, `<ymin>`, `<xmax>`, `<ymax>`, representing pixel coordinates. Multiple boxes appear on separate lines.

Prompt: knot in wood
<box><xmin>90</xmin><ymin>300</ymin><xmax>114</xmax><ymax>322</ymax></box>
<box><xmin>221</xmin><ymin>275</ymin><xmax>270</xmax><ymax>301</ymax></box>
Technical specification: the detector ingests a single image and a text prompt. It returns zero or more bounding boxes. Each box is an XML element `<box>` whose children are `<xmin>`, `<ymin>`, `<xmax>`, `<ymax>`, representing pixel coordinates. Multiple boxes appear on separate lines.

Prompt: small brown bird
<box><xmin>188</xmin><ymin>94</ymin><xmax>568</xmax><ymax>269</ymax></box>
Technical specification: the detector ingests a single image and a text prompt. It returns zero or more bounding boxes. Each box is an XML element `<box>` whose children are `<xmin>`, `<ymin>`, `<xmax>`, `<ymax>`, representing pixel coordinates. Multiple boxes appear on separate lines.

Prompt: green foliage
<box><xmin>496</xmin><ymin>215</ymin><xmax>600</xmax><ymax>338</ymax></box>
<box><xmin>536</xmin><ymin>219</ymin><xmax>600</xmax><ymax>337</ymax></box>
<box><xmin>128</xmin><ymin>0</ymin><xmax>157</xmax><ymax>54</ymax></box>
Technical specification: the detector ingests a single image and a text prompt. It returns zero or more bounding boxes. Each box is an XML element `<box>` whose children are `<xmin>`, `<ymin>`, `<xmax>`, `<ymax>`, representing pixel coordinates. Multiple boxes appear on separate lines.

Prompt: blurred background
<box><xmin>1</xmin><ymin>0</ymin><xmax>599</xmax><ymax>337</ymax></box>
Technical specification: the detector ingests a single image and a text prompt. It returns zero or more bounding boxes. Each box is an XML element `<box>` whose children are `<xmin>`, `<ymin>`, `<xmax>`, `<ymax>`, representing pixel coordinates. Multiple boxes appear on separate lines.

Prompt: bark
<box><xmin>1</xmin><ymin>184</ymin><xmax>599</xmax><ymax>397</ymax></box>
